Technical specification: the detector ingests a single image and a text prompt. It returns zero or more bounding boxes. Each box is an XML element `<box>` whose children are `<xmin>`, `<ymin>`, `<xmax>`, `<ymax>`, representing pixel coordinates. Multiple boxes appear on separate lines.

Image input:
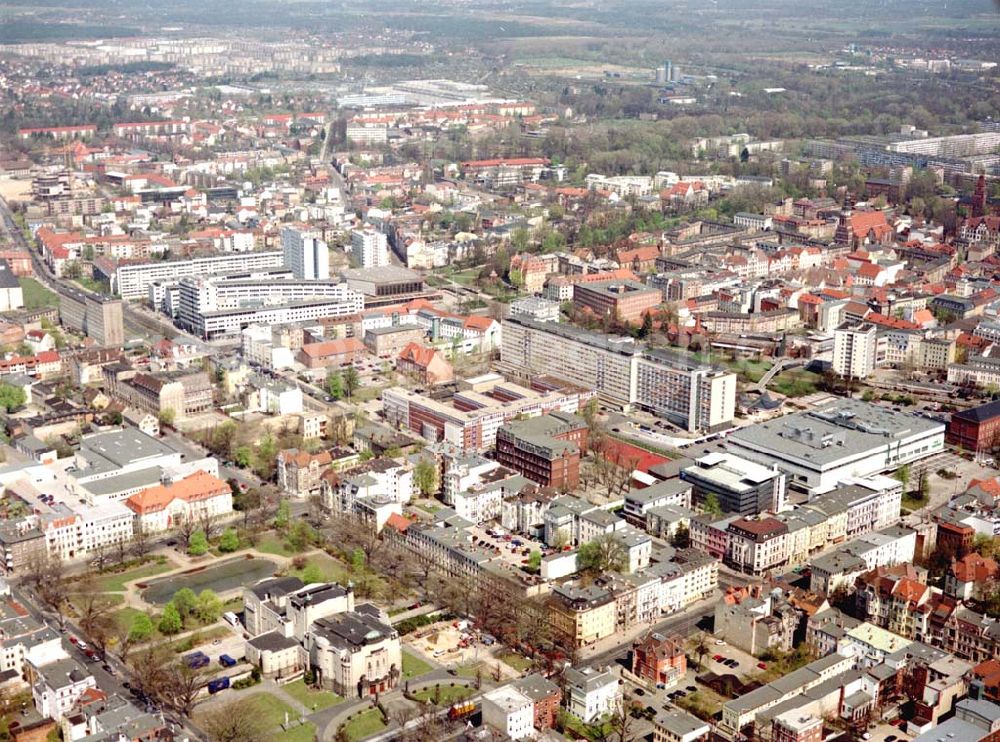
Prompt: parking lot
<box><xmin>466</xmin><ymin>524</ymin><xmax>550</xmax><ymax>570</ymax></box>
<box><xmin>701</xmin><ymin>638</ymin><xmax>763</xmax><ymax>680</ymax></box>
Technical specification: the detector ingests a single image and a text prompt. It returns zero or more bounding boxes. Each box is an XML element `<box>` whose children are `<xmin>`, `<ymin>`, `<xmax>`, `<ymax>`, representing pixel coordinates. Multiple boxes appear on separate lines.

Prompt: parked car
<box><xmin>219</xmin><ymin>655</ymin><xmax>237</xmax><ymax>668</ymax></box>
<box><xmin>757</xmin><ymin>662</ymin><xmax>767</xmax><ymax>670</ymax></box>
<box><xmin>207</xmin><ymin>677</ymin><xmax>230</xmax><ymax>694</ymax></box>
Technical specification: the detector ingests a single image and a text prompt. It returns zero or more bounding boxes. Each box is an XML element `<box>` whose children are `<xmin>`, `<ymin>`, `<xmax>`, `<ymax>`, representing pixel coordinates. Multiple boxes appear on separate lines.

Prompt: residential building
<box><xmin>482</xmin><ymin>686</ymin><xmax>536</xmax><ymax>740</ymax></box>
<box><xmin>715</xmin><ymin>588</ymin><xmax>801</xmax><ymax>655</ymax></box>
<box><xmin>653</xmin><ymin>708</ymin><xmax>711</xmax><ymax>742</ymax></box>
<box><xmin>501</xmin><ymin>317</ymin><xmax>736</xmax><ymax>431</ymax></box>
<box><xmin>28</xmin><ymin>656</ymin><xmax>97</xmax><ymax>722</ymax></box>
<box><xmin>563</xmin><ymin>665</ymin><xmax>620</xmax><ymax>723</ymax></box>
<box><xmin>103</xmin><ymin>366</ymin><xmax>213</xmax><ymax>423</ymax></box>
<box><xmin>0</xmin><ymin>259</ymin><xmax>24</xmax><ymax>311</ymax></box>
<box><xmin>396</xmin><ymin>343</ymin><xmax>454</xmax><ymax>386</ymax></box>
<box><xmin>726</xmin><ymin>517</ymin><xmax>790</xmax><ymax>576</ymax></box>
<box><xmin>511</xmin><ymin>674</ymin><xmax>562</xmax><ymax>730</ymax></box>
<box><xmin>283</xmin><ymin>225</ymin><xmax>330</xmax><ymax>280</ymax></box>
<box><xmin>278</xmin><ymin>449</ymin><xmax>333</xmax><ymax>498</ymax></box>
<box><xmin>632</xmin><ymin>631</ymin><xmax>687</xmax><ymax>688</ymax></box>
<box><xmin>548</xmin><ymin>584</ymin><xmax>616</xmax><ymax>649</ymax></box>
<box><xmin>364</xmin><ymin>325</ymin><xmax>426</xmax><ymax>358</ymax></box>
<box><xmin>833</xmin><ymin>322</ymin><xmax>879</xmax><ymax>379</ymax></box>
<box><xmin>350</xmin><ymin>225</ymin><xmax>389</xmax><ymax>269</ymax></box>
<box><xmin>809</xmin><ymin>526</ymin><xmax>917</xmax><ymax>595</ymax></box>
<box><xmin>296</xmin><ymin>338</ymin><xmax>365</xmax><ymax>370</ymax></box>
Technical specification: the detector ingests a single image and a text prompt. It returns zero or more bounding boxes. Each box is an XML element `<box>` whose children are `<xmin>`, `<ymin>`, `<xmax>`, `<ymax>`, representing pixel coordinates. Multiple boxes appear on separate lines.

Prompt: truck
<box><xmin>185</xmin><ymin>652</ymin><xmax>210</xmax><ymax>669</ymax></box>
<box><xmin>219</xmin><ymin>654</ymin><xmax>237</xmax><ymax>668</ymax></box>
<box><xmin>448</xmin><ymin>700</ymin><xmax>476</xmax><ymax>720</ymax></box>
<box><xmin>207</xmin><ymin>677</ymin><xmax>230</xmax><ymax>694</ymax></box>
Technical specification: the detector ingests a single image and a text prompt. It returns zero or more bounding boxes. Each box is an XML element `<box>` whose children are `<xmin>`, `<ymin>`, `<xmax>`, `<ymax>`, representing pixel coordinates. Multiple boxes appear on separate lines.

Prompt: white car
<box><xmin>715</xmin><ymin>639</ymin><xmax>725</xmax><ymax>645</ymax></box>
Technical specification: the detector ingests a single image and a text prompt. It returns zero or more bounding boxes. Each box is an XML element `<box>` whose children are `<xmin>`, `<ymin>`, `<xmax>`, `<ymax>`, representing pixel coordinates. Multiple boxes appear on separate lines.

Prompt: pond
<box><xmin>140</xmin><ymin>557</ymin><xmax>279</xmax><ymax>605</ymax></box>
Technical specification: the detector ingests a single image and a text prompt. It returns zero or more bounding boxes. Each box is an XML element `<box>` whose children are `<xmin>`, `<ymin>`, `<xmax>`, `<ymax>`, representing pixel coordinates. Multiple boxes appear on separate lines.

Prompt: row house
<box><xmin>855</xmin><ymin>565</ymin><xmax>936</xmax><ymax>641</ymax></box>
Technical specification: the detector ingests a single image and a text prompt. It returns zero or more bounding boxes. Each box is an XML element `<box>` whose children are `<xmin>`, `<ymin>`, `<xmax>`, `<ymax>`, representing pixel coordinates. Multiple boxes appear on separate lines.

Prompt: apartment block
<box><xmin>495</xmin><ymin>411</ymin><xmax>588</xmax><ymax>490</ymax></box>
<box><xmin>572</xmin><ymin>279</ymin><xmax>662</xmax><ymax>324</ymax></box>
<box><xmin>111</xmin><ymin>250</ymin><xmax>284</xmax><ymax>300</ymax></box>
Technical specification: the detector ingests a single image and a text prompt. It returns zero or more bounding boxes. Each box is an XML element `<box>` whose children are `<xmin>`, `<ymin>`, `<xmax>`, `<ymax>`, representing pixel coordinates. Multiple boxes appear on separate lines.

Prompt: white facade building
<box><xmin>482</xmin><ymin>686</ymin><xmax>536</xmax><ymax>740</ymax></box>
<box><xmin>282</xmin><ymin>225</ymin><xmax>330</xmax><ymax>280</ymax></box>
<box><xmin>350</xmin><ymin>225</ymin><xmax>389</xmax><ymax>269</ymax></box>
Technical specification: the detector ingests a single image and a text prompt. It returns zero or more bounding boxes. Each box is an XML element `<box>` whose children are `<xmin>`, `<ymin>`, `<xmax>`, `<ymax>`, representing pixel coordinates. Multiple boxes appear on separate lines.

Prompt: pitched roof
<box><xmin>125</xmin><ymin>471</ymin><xmax>230</xmax><ymax>515</ymax></box>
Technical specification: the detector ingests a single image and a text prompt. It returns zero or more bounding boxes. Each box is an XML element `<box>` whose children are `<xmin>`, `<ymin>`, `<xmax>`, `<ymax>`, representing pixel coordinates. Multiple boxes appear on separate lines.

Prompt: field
<box><xmin>402</xmin><ymin>650</ymin><xmax>433</xmax><ymax>679</ymax></box>
<box><xmin>770</xmin><ymin>369</ymin><xmax>822</xmax><ymax>398</ymax></box>
<box><xmin>411</xmin><ymin>685</ymin><xmax>473</xmax><ymax>704</ymax></box>
<box><xmin>341</xmin><ymin>708</ymin><xmax>386</xmax><ymax>741</ymax></box>
<box><xmin>281</xmin><ymin>679</ymin><xmax>343</xmax><ymax>711</ymax></box>
<box><xmin>18</xmin><ymin>277</ymin><xmax>59</xmax><ymax>310</ymax></box>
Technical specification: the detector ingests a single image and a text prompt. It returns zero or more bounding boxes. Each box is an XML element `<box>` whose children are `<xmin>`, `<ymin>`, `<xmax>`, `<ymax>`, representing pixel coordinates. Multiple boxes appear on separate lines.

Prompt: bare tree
<box><xmin>198</xmin><ymin>510</ymin><xmax>220</xmax><ymax>540</ymax></box>
<box><xmin>91</xmin><ymin>541</ymin><xmax>110</xmax><ymax>572</ymax></box>
<box><xmin>201</xmin><ymin>699</ymin><xmax>268</xmax><ymax>742</ymax></box>
<box><xmin>25</xmin><ymin>553</ymin><xmax>68</xmax><ymax>629</ymax></box>
<box><xmin>130</xmin><ymin>520</ymin><xmax>152</xmax><ymax>560</ymax></box>
<box><xmin>175</xmin><ymin>514</ymin><xmax>198</xmax><ymax>547</ymax></box>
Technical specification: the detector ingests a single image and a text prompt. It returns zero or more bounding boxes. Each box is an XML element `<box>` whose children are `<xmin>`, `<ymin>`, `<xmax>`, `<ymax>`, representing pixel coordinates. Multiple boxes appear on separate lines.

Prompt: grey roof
<box><xmin>563</xmin><ymin>665</ymin><xmax>615</xmax><ymax>693</ymax></box>
<box><xmin>912</xmin><ymin>717</ymin><xmax>985</xmax><ymax>742</ymax></box>
<box><xmin>312</xmin><ymin>611</ymin><xmax>395</xmax><ymax>649</ymax></box>
<box><xmin>74</xmin><ymin>428</ymin><xmax>180</xmax><ymax>478</ymax></box>
<box><xmin>248</xmin><ymin>631</ymin><xmax>300</xmax><ymax>652</ymax></box>
<box><xmin>512</xmin><ymin>673</ymin><xmax>560</xmax><ymax>702</ymax></box>
<box><xmin>655</xmin><ymin>707</ymin><xmax>710</xmax><ymax>737</ymax></box>
<box><xmin>504</xmin><ymin>315</ymin><xmax>638</xmax><ymax>356</ymax></box>
<box><xmin>248</xmin><ymin>576</ymin><xmax>304</xmax><ymax>600</ymax></box>
<box><xmin>626</xmin><ymin>479</ymin><xmax>692</xmax><ymax>507</ymax></box>
<box><xmin>728</xmin><ymin>399</ymin><xmax>944</xmax><ymax>468</ymax></box>
<box><xmin>0</xmin><ymin>259</ymin><xmax>20</xmax><ymax>289</ymax></box>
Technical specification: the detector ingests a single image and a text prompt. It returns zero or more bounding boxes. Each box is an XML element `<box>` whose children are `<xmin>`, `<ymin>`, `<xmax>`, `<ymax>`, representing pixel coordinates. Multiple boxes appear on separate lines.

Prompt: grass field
<box><xmin>273</xmin><ymin>724</ymin><xmax>316</xmax><ymax>742</ymax></box>
<box><xmin>281</xmin><ymin>679</ymin><xmax>343</xmax><ymax>712</ymax></box>
<box><xmin>341</xmin><ymin>708</ymin><xmax>386</xmax><ymax>741</ymax></box>
<box><xmin>499</xmin><ymin>652</ymin><xmax>532</xmax><ymax>672</ymax></box>
<box><xmin>455</xmin><ymin>662</ymin><xmax>486</xmax><ymax>679</ymax></box>
<box><xmin>18</xmin><ymin>277</ymin><xmax>58</xmax><ymax>309</ymax></box>
<box><xmin>728</xmin><ymin>359</ymin><xmax>772</xmax><ymax>384</ymax></box>
<box><xmin>254</xmin><ymin>535</ymin><xmax>307</xmax><ymax>558</ymax></box>
<box><xmin>236</xmin><ymin>693</ymin><xmax>299</xmax><ymax>729</ymax></box>
<box><xmin>96</xmin><ymin>561</ymin><xmax>175</xmax><ymax>592</ymax></box>
<box><xmin>289</xmin><ymin>553</ymin><xmax>352</xmax><ymax>584</ymax></box>
<box><xmin>770</xmin><ymin>369</ymin><xmax>821</xmax><ymax>398</ymax></box>
<box><xmin>402</xmin><ymin>650</ymin><xmax>433</xmax><ymax>679</ymax></box>
<box><xmin>412</xmin><ymin>685</ymin><xmax>473</xmax><ymax>704</ymax></box>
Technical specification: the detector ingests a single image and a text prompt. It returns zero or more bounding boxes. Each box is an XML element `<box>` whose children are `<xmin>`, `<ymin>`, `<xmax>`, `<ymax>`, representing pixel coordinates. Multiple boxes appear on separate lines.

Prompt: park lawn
<box><xmin>341</xmin><ymin>708</ymin><xmax>386</xmax><ymax>741</ymax></box>
<box><xmin>728</xmin><ymin>359</ymin><xmax>772</xmax><ymax>383</ymax></box>
<box><xmin>255</xmin><ymin>535</ymin><xmax>307</xmax><ymax>558</ymax></box>
<box><xmin>770</xmin><ymin>369</ymin><xmax>821</xmax><ymax>398</ymax></box>
<box><xmin>281</xmin><ymin>679</ymin><xmax>343</xmax><ymax>711</ymax></box>
<box><xmin>96</xmin><ymin>561</ymin><xmax>175</xmax><ymax>592</ymax></box>
<box><xmin>499</xmin><ymin>652</ymin><xmax>532</xmax><ymax>672</ymax></box>
<box><xmin>18</xmin><ymin>277</ymin><xmax>58</xmax><ymax>309</ymax></box>
<box><xmin>290</xmin><ymin>553</ymin><xmax>352</xmax><ymax>584</ymax></box>
<box><xmin>455</xmin><ymin>662</ymin><xmax>485</xmax><ymax>679</ymax></box>
<box><xmin>412</xmin><ymin>685</ymin><xmax>473</xmax><ymax>704</ymax></box>
<box><xmin>113</xmin><ymin>606</ymin><xmax>160</xmax><ymax>637</ymax></box>
<box><xmin>239</xmin><ymin>693</ymin><xmax>299</xmax><ymax>729</ymax></box>
<box><xmin>402</xmin><ymin>650</ymin><xmax>433</xmax><ymax>679</ymax></box>
<box><xmin>273</xmin><ymin>724</ymin><xmax>316</xmax><ymax>742</ymax></box>
<box><xmin>221</xmin><ymin>596</ymin><xmax>243</xmax><ymax>614</ymax></box>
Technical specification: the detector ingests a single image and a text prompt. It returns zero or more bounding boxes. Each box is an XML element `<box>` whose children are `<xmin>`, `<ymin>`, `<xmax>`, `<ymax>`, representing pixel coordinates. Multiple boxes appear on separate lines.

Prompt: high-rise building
<box><xmin>664</xmin><ymin>59</ymin><xmax>674</xmax><ymax>82</ymax></box>
<box><xmin>833</xmin><ymin>321</ymin><xmax>879</xmax><ymax>379</ymax></box>
<box><xmin>500</xmin><ymin>316</ymin><xmax>736</xmax><ymax>432</ymax></box>
<box><xmin>282</xmin><ymin>226</ymin><xmax>330</xmax><ymax>281</ymax></box>
<box><xmin>350</xmin><ymin>225</ymin><xmax>389</xmax><ymax>269</ymax></box>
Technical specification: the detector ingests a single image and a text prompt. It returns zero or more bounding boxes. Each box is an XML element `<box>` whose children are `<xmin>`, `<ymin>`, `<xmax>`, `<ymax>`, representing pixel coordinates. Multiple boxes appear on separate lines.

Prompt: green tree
<box><xmin>158</xmin><ymin>602</ymin><xmax>182</xmax><ymax>635</ymax></box>
<box><xmin>286</xmin><ymin>520</ymin><xmax>315</xmax><ymax>551</ymax></box>
<box><xmin>274</xmin><ymin>500</ymin><xmax>290</xmax><ymax>529</ymax></box>
<box><xmin>301</xmin><ymin>563</ymin><xmax>324</xmax><ymax>584</ymax></box>
<box><xmin>702</xmin><ymin>493</ymin><xmax>723</xmax><ymax>516</ymax></box>
<box><xmin>0</xmin><ymin>383</ymin><xmax>26</xmax><ymax>412</ymax></box>
<box><xmin>173</xmin><ymin>588</ymin><xmax>197</xmax><ymax>619</ymax></box>
<box><xmin>671</xmin><ymin>522</ymin><xmax>691</xmax><ymax>549</ymax></box>
<box><xmin>187</xmin><ymin>530</ymin><xmax>209</xmax><ymax>556</ymax></box>
<box><xmin>527</xmin><ymin>551</ymin><xmax>542</xmax><ymax>571</ymax></box>
<box><xmin>350</xmin><ymin>548</ymin><xmax>365</xmax><ymax>572</ymax></box>
<box><xmin>158</xmin><ymin>408</ymin><xmax>176</xmax><ymax>427</ymax></box>
<box><xmin>414</xmin><ymin>459</ymin><xmax>439</xmax><ymax>497</ymax></box>
<box><xmin>577</xmin><ymin>534</ymin><xmax>626</xmax><ymax>574</ymax></box>
<box><xmin>195</xmin><ymin>590</ymin><xmax>222</xmax><ymax>623</ymax></box>
<box><xmin>129</xmin><ymin>613</ymin><xmax>154</xmax><ymax>642</ymax></box>
<box><xmin>343</xmin><ymin>366</ymin><xmax>361</xmax><ymax>400</ymax></box>
<box><xmin>895</xmin><ymin>463</ymin><xmax>911</xmax><ymax>493</ymax></box>
<box><xmin>234</xmin><ymin>446</ymin><xmax>253</xmax><ymax>469</ymax></box>
<box><xmin>326</xmin><ymin>370</ymin><xmax>344</xmax><ymax>400</ymax></box>
<box><xmin>218</xmin><ymin>527</ymin><xmax>239</xmax><ymax>553</ymax></box>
